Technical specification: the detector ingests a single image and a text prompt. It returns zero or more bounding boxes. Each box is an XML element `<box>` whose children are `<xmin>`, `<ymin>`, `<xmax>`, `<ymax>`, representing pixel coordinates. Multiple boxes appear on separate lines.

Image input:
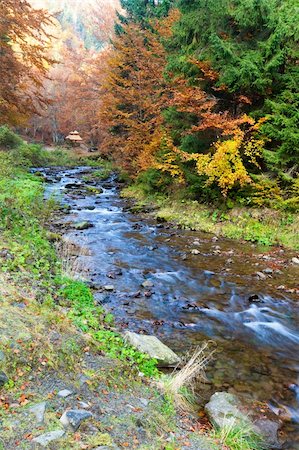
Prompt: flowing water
<box><xmin>41</xmin><ymin>166</ymin><xmax>299</xmax><ymax>448</ymax></box>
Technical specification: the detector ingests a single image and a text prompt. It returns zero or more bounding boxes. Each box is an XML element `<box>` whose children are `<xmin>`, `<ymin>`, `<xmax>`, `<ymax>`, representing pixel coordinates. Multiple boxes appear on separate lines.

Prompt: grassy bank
<box><xmin>121</xmin><ymin>184</ymin><xmax>299</xmax><ymax>250</ymax></box>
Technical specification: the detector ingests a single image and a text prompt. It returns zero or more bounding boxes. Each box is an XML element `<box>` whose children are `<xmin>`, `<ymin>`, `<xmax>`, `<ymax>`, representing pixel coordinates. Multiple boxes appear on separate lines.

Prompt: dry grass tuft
<box><xmin>56</xmin><ymin>237</ymin><xmax>91</xmax><ymax>279</ymax></box>
<box><xmin>158</xmin><ymin>342</ymin><xmax>215</xmax><ymax>411</ymax></box>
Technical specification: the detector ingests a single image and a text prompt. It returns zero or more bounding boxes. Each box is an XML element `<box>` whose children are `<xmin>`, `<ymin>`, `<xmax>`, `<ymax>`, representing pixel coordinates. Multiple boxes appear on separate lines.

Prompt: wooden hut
<box><xmin>65</xmin><ymin>130</ymin><xmax>83</xmax><ymax>147</ymax></box>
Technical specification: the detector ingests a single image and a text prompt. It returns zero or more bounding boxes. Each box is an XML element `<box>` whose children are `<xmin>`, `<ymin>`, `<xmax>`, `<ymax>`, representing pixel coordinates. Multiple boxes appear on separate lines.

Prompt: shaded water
<box><xmin>42</xmin><ymin>167</ymin><xmax>299</xmax><ymax>448</ymax></box>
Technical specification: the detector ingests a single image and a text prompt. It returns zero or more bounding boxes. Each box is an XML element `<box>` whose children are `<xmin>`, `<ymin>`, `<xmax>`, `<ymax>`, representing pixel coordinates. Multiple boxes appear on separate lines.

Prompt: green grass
<box><xmin>57</xmin><ymin>278</ymin><xmax>159</xmax><ymax>377</ymax></box>
<box><xmin>210</xmin><ymin>422</ymin><xmax>266</xmax><ymax>450</ymax></box>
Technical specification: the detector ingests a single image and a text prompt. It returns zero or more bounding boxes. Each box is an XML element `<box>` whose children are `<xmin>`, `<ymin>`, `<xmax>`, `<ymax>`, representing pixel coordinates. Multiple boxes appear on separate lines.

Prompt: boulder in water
<box><xmin>123</xmin><ymin>331</ymin><xmax>181</xmax><ymax>367</ymax></box>
<box><xmin>73</xmin><ymin>221</ymin><xmax>93</xmax><ymax>230</ymax></box>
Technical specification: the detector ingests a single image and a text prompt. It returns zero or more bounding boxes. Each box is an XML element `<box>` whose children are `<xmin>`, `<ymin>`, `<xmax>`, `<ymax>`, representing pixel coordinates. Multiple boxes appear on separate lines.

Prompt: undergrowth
<box><xmin>57</xmin><ymin>278</ymin><xmax>159</xmax><ymax>377</ymax></box>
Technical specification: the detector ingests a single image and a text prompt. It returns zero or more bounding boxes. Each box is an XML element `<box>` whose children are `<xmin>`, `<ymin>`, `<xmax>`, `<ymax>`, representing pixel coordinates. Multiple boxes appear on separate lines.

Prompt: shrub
<box><xmin>137</xmin><ymin>168</ymin><xmax>172</xmax><ymax>195</ymax></box>
<box><xmin>0</xmin><ymin>126</ymin><xmax>22</xmax><ymax>149</ymax></box>
<box><xmin>12</xmin><ymin>143</ymin><xmax>50</xmax><ymax>167</ymax></box>
<box><xmin>0</xmin><ymin>152</ymin><xmax>15</xmax><ymax>178</ymax></box>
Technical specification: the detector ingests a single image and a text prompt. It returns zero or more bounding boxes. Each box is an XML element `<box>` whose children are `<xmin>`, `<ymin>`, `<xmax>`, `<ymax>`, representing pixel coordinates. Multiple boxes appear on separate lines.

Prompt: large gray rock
<box><xmin>253</xmin><ymin>419</ymin><xmax>282</xmax><ymax>449</ymax></box>
<box><xmin>123</xmin><ymin>331</ymin><xmax>181</xmax><ymax>367</ymax></box>
<box><xmin>32</xmin><ymin>430</ymin><xmax>65</xmax><ymax>447</ymax></box>
<box><xmin>60</xmin><ymin>409</ymin><xmax>93</xmax><ymax>431</ymax></box>
<box><xmin>205</xmin><ymin>392</ymin><xmax>282</xmax><ymax>449</ymax></box>
<box><xmin>205</xmin><ymin>392</ymin><xmax>251</xmax><ymax>429</ymax></box>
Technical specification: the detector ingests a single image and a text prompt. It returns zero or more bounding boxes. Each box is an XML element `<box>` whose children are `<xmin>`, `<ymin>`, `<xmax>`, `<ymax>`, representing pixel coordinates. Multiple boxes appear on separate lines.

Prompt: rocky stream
<box><xmin>40</xmin><ymin>166</ymin><xmax>299</xmax><ymax>449</ymax></box>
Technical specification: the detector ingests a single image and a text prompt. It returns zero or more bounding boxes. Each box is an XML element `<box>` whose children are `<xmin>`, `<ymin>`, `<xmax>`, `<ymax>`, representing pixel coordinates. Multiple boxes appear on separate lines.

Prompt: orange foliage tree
<box><xmin>98</xmin><ymin>13</ymin><xmax>179</xmax><ymax>173</ymax></box>
<box><xmin>0</xmin><ymin>0</ymin><xmax>53</xmax><ymax>125</ymax></box>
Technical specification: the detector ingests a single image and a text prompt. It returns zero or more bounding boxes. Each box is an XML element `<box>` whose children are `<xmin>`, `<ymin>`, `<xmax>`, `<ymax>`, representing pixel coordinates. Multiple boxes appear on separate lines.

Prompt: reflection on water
<box><xmin>41</xmin><ymin>167</ymin><xmax>299</xmax><ymax>448</ymax></box>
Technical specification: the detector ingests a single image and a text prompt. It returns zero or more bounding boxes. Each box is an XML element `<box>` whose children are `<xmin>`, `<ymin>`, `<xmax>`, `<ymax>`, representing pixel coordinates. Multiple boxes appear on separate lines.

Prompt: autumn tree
<box><xmin>160</xmin><ymin>69</ymin><xmax>265</xmax><ymax>195</ymax></box>
<box><xmin>99</xmin><ymin>20</ymin><xmax>170</xmax><ymax>173</ymax></box>
<box><xmin>0</xmin><ymin>0</ymin><xmax>53</xmax><ymax>125</ymax></box>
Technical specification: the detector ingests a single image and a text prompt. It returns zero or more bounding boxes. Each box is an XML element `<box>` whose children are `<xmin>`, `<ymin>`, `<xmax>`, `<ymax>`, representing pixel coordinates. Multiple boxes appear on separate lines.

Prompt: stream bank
<box><xmin>42</xmin><ymin>166</ymin><xmax>299</xmax><ymax>449</ymax></box>
<box><xmin>121</xmin><ymin>185</ymin><xmax>299</xmax><ymax>251</ymax></box>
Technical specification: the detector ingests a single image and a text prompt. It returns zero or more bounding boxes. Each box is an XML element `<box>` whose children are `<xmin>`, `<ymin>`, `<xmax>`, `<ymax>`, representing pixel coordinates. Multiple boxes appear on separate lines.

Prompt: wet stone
<box><xmin>254</xmin><ymin>419</ymin><xmax>282</xmax><ymax>449</ymax></box>
<box><xmin>256</xmin><ymin>271</ymin><xmax>267</xmax><ymax>280</ymax></box>
<box><xmin>141</xmin><ymin>280</ymin><xmax>154</xmax><ymax>288</ymax></box>
<box><xmin>104</xmin><ymin>285</ymin><xmax>115</xmax><ymax>291</ymax></box>
<box><xmin>248</xmin><ymin>294</ymin><xmax>262</xmax><ymax>303</ymax></box>
<box><xmin>73</xmin><ymin>221</ymin><xmax>93</xmax><ymax>230</ymax></box>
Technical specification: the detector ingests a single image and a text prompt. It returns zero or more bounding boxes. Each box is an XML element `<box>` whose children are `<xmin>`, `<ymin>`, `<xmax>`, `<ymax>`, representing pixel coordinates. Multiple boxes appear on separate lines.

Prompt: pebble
<box><xmin>191</xmin><ymin>249</ymin><xmax>200</xmax><ymax>255</ymax></box>
<box><xmin>291</xmin><ymin>257</ymin><xmax>299</xmax><ymax>265</ymax></box>
<box><xmin>58</xmin><ymin>389</ymin><xmax>73</xmax><ymax>398</ymax></box>
<box><xmin>256</xmin><ymin>271</ymin><xmax>267</xmax><ymax>280</ymax></box>
<box><xmin>78</xmin><ymin>401</ymin><xmax>90</xmax><ymax>409</ymax></box>
<box><xmin>140</xmin><ymin>398</ymin><xmax>149</xmax><ymax>406</ymax></box>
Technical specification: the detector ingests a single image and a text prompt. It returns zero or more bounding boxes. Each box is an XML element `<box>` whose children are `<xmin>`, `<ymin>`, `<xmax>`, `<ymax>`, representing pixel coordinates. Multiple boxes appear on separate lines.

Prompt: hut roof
<box><xmin>66</xmin><ymin>130</ymin><xmax>83</xmax><ymax>141</ymax></box>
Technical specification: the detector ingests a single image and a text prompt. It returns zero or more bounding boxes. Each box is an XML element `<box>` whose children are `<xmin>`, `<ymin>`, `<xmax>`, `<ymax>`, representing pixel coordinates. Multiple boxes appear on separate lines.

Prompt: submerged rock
<box><xmin>123</xmin><ymin>331</ymin><xmax>181</xmax><ymax>367</ymax></box>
